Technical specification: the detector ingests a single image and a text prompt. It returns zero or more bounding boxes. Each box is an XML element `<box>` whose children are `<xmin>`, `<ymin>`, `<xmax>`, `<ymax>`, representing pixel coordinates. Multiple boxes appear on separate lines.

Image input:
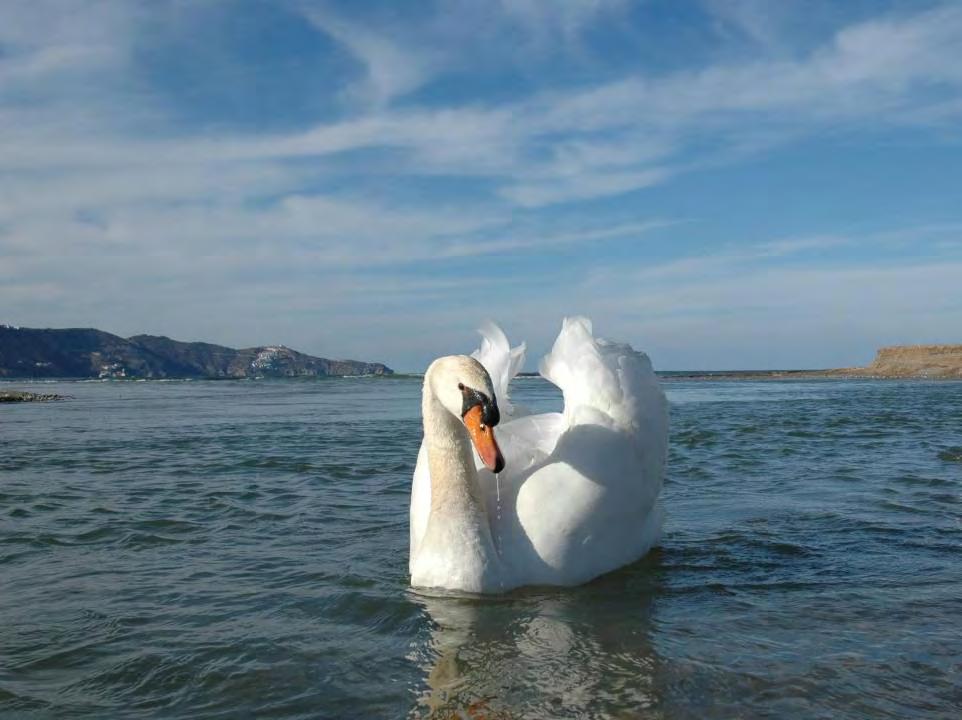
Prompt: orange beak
<box><xmin>463</xmin><ymin>404</ymin><xmax>505</xmax><ymax>473</ymax></box>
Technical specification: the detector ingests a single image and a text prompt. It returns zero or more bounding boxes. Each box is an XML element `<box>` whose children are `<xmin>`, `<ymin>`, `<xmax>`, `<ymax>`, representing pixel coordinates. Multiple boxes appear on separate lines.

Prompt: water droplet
<box><xmin>495</xmin><ymin>472</ymin><xmax>503</xmax><ymax>557</ymax></box>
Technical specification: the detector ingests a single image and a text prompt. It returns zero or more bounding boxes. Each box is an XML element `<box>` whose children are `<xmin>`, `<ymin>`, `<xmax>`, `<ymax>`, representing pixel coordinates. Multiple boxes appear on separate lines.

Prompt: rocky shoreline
<box><xmin>0</xmin><ymin>390</ymin><xmax>68</xmax><ymax>402</ymax></box>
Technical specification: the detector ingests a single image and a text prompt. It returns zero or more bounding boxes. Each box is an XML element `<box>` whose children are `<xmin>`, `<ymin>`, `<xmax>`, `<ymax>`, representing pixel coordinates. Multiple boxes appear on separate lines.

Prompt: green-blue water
<box><xmin>1</xmin><ymin>377</ymin><xmax>960</xmax><ymax>718</ymax></box>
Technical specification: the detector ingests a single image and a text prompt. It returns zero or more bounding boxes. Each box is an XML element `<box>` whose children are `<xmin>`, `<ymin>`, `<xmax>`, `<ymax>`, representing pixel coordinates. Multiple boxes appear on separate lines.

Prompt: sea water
<box><xmin>1</xmin><ymin>377</ymin><xmax>959</xmax><ymax>718</ymax></box>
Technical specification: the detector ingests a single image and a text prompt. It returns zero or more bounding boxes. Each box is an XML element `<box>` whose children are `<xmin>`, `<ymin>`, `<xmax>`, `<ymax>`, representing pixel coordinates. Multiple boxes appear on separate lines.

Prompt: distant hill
<box><xmin>0</xmin><ymin>325</ymin><xmax>392</xmax><ymax>379</ymax></box>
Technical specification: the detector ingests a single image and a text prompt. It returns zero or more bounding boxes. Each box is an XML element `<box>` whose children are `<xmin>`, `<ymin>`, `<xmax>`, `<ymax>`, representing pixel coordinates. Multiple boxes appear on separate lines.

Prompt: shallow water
<box><xmin>1</xmin><ymin>377</ymin><xmax>960</xmax><ymax>718</ymax></box>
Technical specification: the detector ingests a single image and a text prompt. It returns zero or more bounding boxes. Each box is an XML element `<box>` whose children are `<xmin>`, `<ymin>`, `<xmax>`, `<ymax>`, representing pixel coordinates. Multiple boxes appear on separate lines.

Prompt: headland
<box><xmin>663</xmin><ymin>344</ymin><xmax>962</xmax><ymax>381</ymax></box>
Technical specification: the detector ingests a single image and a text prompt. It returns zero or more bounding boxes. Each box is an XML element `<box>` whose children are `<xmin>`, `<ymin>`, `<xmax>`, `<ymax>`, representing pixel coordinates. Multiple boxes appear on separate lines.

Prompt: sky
<box><xmin>2</xmin><ymin>0</ymin><xmax>961</xmax><ymax>372</ymax></box>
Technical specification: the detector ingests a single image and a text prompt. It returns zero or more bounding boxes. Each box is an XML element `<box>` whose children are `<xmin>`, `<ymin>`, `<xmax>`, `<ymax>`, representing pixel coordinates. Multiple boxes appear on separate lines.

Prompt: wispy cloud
<box><xmin>1</xmin><ymin>1</ymin><xmax>961</xmax><ymax>368</ymax></box>
<box><xmin>4</xmin><ymin>4</ymin><xmax>961</xmax><ymax>197</ymax></box>
<box><xmin>300</xmin><ymin>5</ymin><xmax>434</xmax><ymax>107</ymax></box>
<box><xmin>495</xmin><ymin>0</ymin><xmax>630</xmax><ymax>49</ymax></box>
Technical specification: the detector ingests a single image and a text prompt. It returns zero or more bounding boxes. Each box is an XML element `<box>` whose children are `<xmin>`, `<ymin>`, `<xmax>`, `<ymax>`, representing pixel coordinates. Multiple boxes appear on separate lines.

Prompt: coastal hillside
<box><xmin>861</xmin><ymin>345</ymin><xmax>962</xmax><ymax>379</ymax></box>
<box><xmin>0</xmin><ymin>325</ymin><xmax>392</xmax><ymax>379</ymax></box>
<box><xmin>663</xmin><ymin>344</ymin><xmax>962</xmax><ymax>381</ymax></box>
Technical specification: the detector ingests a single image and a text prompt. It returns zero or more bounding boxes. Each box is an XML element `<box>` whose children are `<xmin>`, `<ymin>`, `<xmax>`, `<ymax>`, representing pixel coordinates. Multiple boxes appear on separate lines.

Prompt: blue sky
<box><xmin>2</xmin><ymin>0</ymin><xmax>961</xmax><ymax>371</ymax></box>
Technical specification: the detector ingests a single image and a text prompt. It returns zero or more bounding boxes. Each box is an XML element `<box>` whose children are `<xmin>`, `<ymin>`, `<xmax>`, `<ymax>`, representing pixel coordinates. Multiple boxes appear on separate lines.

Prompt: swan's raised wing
<box><xmin>470</xmin><ymin>321</ymin><xmax>526</xmax><ymax>417</ymax></box>
<box><xmin>539</xmin><ymin>316</ymin><xmax>668</xmax><ymax>451</ymax></box>
<box><xmin>473</xmin><ymin>317</ymin><xmax>668</xmax><ymax>481</ymax></box>
<box><xmin>471</xmin><ymin>321</ymin><xmax>556</xmax><ymax>471</ymax></box>
<box><xmin>502</xmin><ymin>317</ymin><xmax>669</xmax><ymax>585</ymax></box>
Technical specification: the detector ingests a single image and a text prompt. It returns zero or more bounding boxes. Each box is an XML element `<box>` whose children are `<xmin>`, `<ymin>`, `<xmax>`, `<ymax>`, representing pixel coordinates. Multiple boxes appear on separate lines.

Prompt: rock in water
<box><xmin>0</xmin><ymin>390</ymin><xmax>66</xmax><ymax>402</ymax></box>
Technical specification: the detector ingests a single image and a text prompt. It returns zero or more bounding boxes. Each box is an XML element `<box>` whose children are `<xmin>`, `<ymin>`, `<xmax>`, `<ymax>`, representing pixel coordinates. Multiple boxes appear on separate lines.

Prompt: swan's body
<box><xmin>410</xmin><ymin>317</ymin><xmax>668</xmax><ymax>593</ymax></box>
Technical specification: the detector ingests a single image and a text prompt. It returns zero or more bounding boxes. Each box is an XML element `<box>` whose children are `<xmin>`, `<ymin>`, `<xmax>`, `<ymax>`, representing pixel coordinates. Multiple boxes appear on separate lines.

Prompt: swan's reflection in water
<box><xmin>408</xmin><ymin>556</ymin><xmax>664</xmax><ymax>719</ymax></box>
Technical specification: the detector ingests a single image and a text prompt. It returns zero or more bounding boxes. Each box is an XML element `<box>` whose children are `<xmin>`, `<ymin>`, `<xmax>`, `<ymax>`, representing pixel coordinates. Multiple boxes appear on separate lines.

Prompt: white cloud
<box><xmin>560</xmin><ymin>247</ymin><xmax>962</xmax><ymax>370</ymax></box>
<box><xmin>2</xmin><ymin>1</ymin><xmax>962</xmax><ymax>368</ymax></box>
<box><xmin>702</xmin><ymin>0</ymin><xmax>787</xmax><ymax>52</ymax></box>
<box><xmin>501</xmin><ymin>167</ymin><xmax>670</xmax><ymax>207</ymax></box>
<box><xmin>496</xmin><ymin>0</ymin><xmax>630</xmax><ymax>47</ymax></box>
<box><xmin>301</xmin><ymin>6</ymin><xmax>434</xmax><ymax>107</ymax></box>
<box><xmin>4</xmin><ymin>3</ymin><xmax>961</xmax><ymax>207</ymax></box>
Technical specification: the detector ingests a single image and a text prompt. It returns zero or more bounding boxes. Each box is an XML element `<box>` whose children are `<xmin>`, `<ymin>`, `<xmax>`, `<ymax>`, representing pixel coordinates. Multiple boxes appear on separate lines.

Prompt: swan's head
<box><xmin>426</xmin><ymin>355</ymin><xmax>505</xmax><ymax>474</ymax></box>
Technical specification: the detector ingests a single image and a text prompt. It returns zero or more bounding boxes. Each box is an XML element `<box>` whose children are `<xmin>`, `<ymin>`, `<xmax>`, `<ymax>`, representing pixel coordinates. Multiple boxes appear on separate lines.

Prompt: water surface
<box><xmin>1</xmin><ymin>377</ymin><xmax>960</xmax><ymax>718</ymax></box>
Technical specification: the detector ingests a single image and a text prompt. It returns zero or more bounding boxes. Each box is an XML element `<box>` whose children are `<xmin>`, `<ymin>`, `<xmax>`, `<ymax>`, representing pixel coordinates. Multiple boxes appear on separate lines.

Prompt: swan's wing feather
<box><xmin>490</xmin><ymin>411</ymin><xmax>566</xmax><ymax>474</ymax></box>
<box><xmin>409</xmin><ymin>441</ymin><xmax>431</xmax><ymax>570</ymax></box>
<box><xmin>502</xmin><ymin>412</ymin><xmax>566</xmax><ymax>458</ymax></box>
<box><xmin>539</xmin><ymin>316</ymin><xmax>668</xmax><ymax>453</ymax></box>
<box><xmin>471</xmin><ymin>321</ymin><xmax>526</xmax><ymax>416</ymax></box>
<box><xmin>506</xmin><ymin>316</ymin><xmax>669</xmax><ymax>584</ymax></box>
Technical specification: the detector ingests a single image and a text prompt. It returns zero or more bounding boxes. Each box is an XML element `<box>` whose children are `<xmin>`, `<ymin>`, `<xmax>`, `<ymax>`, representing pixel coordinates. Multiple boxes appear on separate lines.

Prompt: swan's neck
<box><xmin>412</xmin><ymin>382</ymin><xmax>500</xmax><ymax>592</ymax></box>
<box><xmin>423</xmin><ymin>391</ymin><xmax>486</xmax><ymax>518</ymax></box>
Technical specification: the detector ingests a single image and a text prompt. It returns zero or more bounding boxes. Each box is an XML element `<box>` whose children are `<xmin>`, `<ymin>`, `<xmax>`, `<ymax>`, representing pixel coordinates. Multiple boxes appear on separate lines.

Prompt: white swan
<box><xmin>410</xmin><ymin>317</ymin><xmax>669</xmax><ymax>593</ymax></box>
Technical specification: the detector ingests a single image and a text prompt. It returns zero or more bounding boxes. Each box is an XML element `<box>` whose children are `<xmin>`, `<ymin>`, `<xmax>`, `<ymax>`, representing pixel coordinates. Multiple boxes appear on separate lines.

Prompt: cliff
<box><xmin>663</xmin><ymin>344</ymin><xmax>962</xmax><ymax>381</ymax></box>
<box><xmin>860</xmin><ymin>345</ymin><xmax>962</xmax><ymax>379</ymax></box>
<box><xmin>0</xmin><ymin>326</ymin><xmax>392</xmax><ymax>379</ymax></box>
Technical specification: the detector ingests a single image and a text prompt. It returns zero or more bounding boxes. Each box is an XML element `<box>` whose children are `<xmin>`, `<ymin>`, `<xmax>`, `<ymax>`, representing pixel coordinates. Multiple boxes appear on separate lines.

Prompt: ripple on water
<box><xmin>1</xmin><ymin>377</ymin><xmax>961</xmax><ymax>719</ymax></box>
